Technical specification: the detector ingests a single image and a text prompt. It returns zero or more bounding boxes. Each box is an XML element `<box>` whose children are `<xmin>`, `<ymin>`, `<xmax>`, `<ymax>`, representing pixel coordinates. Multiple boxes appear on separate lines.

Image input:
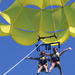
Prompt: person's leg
<box><xmin>57</xmin><ymin>62</ymin><xmax>63</xmax><ymax>75</ymax></box>
<box><xmin>37</xmin><ymin>65</ymin><xmax>43</xmax><ymax>75</ymax></box>
<box><xmin>49</xmin><ymin>63</ymin><xmax>55</xmax><ymax>72</ymax></box>
<box><xmin>43</xmin><ymin>64</ymin><xmax>48</xmax><ymax>72</ymax></box>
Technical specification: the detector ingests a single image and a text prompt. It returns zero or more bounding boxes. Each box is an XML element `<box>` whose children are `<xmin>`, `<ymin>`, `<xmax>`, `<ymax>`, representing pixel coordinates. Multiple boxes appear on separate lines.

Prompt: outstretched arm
<box><xmin>25</xmin><ymin>57</ymin><xmax>39</xmax><ymax>60</ymax></box>
<box><xmin>45</xmin><ymin>53</ymin><xmax>53</xmax><ymax>56</ymax></box>
<box><xmin>60</xmin><ymin>47</ymin><xmax>72</xmax><ymax>56</ymax></box>
<box><xmin>46</xmin><ymin>57</ymin><xmax>51</xmax><ymax>61</ymax></box>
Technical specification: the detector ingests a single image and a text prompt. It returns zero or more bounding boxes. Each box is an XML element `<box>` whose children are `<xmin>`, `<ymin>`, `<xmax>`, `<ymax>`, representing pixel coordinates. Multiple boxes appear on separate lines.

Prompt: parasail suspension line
<box><xmin>3</xmin><ymin>42</ymin><xmax>43</xmax><ymax>75</ymax></box>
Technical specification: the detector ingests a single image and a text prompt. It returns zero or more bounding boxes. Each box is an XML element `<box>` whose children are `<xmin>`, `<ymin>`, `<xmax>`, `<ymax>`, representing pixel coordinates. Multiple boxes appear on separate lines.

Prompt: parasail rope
<box><xmin>3</xmin><ymin>42</ymin><xmax>43</xmax><ymax>75</ymax></box>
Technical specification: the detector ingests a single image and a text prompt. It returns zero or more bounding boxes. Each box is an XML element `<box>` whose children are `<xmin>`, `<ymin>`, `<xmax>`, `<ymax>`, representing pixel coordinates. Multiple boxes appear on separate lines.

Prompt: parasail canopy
<box><xmin>0</xmin><ymin>0</ymin><xmax>75</xmax><ymax>45</ymax></box>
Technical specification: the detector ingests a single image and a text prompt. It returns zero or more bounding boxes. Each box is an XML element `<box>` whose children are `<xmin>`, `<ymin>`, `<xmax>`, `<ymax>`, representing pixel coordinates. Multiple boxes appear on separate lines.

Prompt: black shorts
<box><xmin>39</xmin><ymin>63</ymin><xmax>48</xmax><ymax>66</ymax></box>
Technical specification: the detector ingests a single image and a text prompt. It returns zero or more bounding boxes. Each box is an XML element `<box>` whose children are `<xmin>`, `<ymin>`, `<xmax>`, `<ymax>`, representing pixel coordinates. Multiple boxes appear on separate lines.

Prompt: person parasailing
<box><xmin>25</xmin><ymin>51</ymin><xmax>50</xmax><ymax>75</ymax></box>
<box><xmin>45</xmin><ymin>47</ymin><xmax>72</xmax><ymax>75</ymax></box>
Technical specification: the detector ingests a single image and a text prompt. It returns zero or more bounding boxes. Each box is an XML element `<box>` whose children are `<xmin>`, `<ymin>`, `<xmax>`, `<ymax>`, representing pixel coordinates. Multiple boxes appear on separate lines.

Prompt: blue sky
<box><xmin>0</xmin><ymin>0</ymin><xmax>75</xmax><ymax>75</ymax></box>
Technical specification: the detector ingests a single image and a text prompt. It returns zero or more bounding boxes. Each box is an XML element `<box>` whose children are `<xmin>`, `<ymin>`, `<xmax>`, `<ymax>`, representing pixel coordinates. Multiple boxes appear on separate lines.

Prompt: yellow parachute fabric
<box><xmin>2</xmin><ymin>0</ymin><xmax>39</xmax><ymax>45</ymax></box>
<box><xmin>0</xmin><ymin>23</ymin><xmax>11</xmax><ymax>36</ymax></box>
<box><xmin>0</xmin><ymin>0</ymin><xmax>21</xmax><ymax>36</ymax></box>
<box><xmin>18</xmin><ymin>0</ymin><xmax>70</xmax><ymax>8</ymax></box>
<box><xmin>1</xmin><ymin>0</ymin><xmax>75</xmax><ymax>45</ymax></box>
<box><xmin>64</xmin><ymin>2</ymin><xmax>75</xmax><ymax>37</ymax></box>
<box><xmin>3</xmin><ymin>0</ymin><xmax>22</xmax><ymax>24</ymax></box>
<box><xmin>11</xmin><ymin>7</ymin><xmax>40</xmax><ymax>45</ymax></box>
<box><xmin>11</xmin><ymin>7</ymin><xmax>70</xmax><ymax>45</ymax></box>
<box><xmin>39</xmin><ymin>8</ymin><xmax>69</xmax><ymax>44</ymax></box>
<box><xmin>0</xmin><ymin>12</ymin><xmax>11</xmax><ymax>36</ymax></box>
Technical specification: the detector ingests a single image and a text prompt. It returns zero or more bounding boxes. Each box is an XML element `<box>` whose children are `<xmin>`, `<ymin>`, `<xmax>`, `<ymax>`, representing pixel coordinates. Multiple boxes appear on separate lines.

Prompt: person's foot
<box><xmin>45</xmin><ymin>70</ymin><xmax>49</xmax><ymax>73</ymax></box>
<box><xmin>45</xmin><ymin>72</ymin><xmax>48</xmax><ymax>73</ymax></box>
<box><xmin>49</xmin><ymin>70</ymin><xmax>51</xmax><ymax>72</ymax></box>
<box><xmin>37</xmin><ymin>73</ymin><xmax>39</xmax><ymax>75</ymax></box>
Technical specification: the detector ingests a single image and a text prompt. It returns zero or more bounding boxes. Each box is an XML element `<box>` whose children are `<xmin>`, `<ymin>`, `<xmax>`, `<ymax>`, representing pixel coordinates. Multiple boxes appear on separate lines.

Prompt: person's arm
<box><xmin>60</xmin><ymin>47</ymin><xmax>72</xmax><ymax>56</ymax></box>
<box><xmin>25</xmin><ymin>57</ymin><xmax>39</xmax><ymax>60</ymax></box>
<box><xmin>45</xmin><ymin>53</ymin><xmax>53</xmax><ymax>56</ymax></box>
<box><xmin>46</xmin><ymin>58</ymin><xmax>51</xmax><ymax>61</ymax></box>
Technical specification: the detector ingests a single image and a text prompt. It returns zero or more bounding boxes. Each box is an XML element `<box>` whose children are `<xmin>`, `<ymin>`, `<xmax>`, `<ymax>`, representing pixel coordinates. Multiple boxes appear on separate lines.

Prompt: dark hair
<box><xmin>40</xmin><ymin>51</ymin><xmax>45</xmax><ymax>55</ymax></box>
<box><xmin>53</xmin><ymin>47</ymin><xmax>58</xmax><ymax>51</ymax></box>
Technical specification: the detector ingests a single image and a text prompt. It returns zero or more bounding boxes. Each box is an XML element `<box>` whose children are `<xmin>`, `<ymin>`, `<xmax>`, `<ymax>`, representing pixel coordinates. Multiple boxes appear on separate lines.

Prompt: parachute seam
<box><xmin>49</xmin><ymin>0</ymin><xmax>58</xmax><ymax>42</ymax></box>
<box><xmin>10</xmin><ymin>0</ymin><xmax>26</xmax><ymax>33</ymax></box>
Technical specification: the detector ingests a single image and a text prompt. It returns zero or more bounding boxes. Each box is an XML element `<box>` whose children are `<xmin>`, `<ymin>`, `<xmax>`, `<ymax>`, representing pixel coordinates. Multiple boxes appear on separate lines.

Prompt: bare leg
<box><xmin>57</xmin><ymin>62</ymin><xmax>63</xmax><ymax>75</ymax></box>
<box><xmin>49</xmin><ymin>63</ymin><xmax>55</xmax><ymax>72</ymax></box>
<box><xmin>37</xmin><ymin>65</ymin><xmax>43</xmax><ymax>73</ymax></box>
<box><xmin>43</xmin><ymin>64</ymin><xmax>48</xmax><ymax>72</ymax></box>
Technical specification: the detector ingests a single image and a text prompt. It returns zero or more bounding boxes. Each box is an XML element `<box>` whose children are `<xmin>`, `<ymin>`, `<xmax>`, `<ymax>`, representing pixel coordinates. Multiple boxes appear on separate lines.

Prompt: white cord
<box><xmin>3</xmin><ymin>42</ymin><xmax>43</xmax><ymax>75</ymax></box>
